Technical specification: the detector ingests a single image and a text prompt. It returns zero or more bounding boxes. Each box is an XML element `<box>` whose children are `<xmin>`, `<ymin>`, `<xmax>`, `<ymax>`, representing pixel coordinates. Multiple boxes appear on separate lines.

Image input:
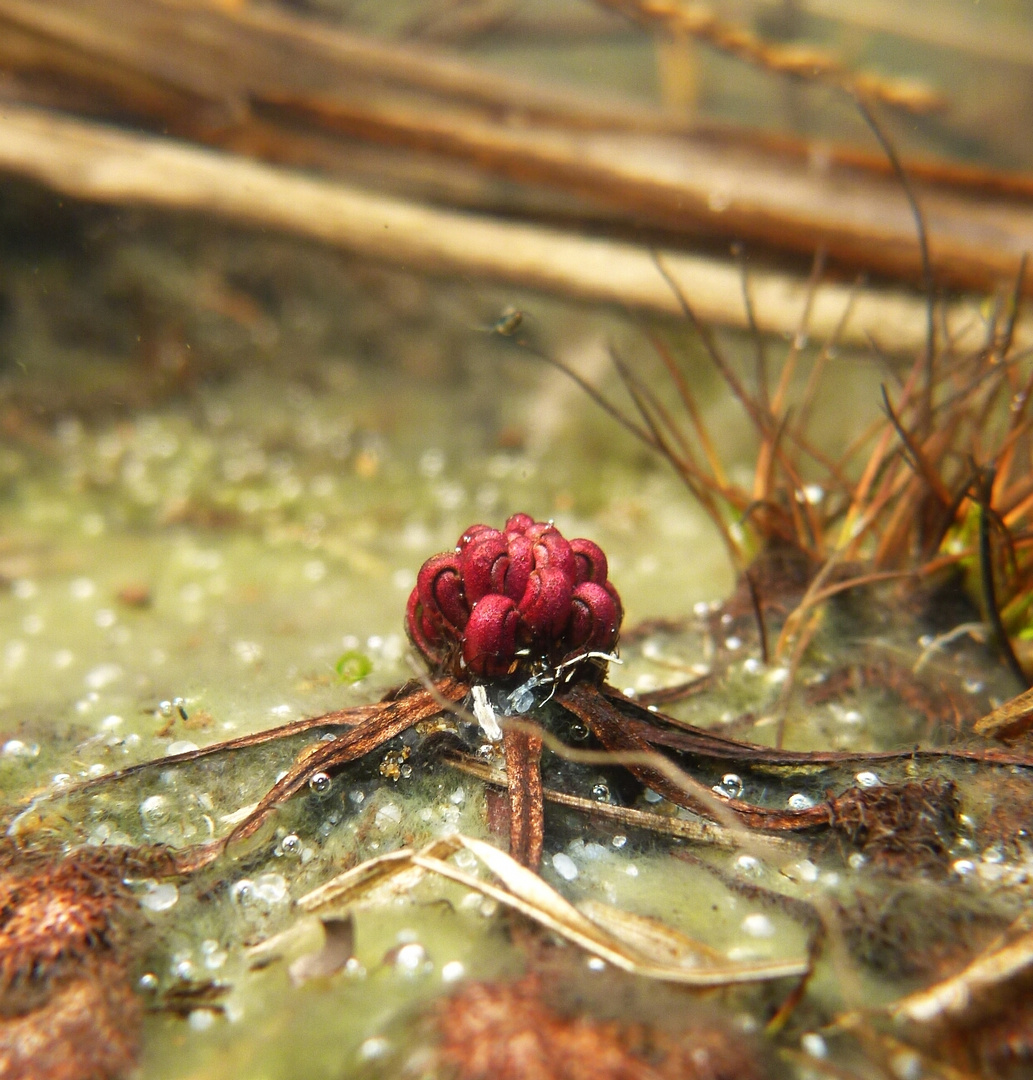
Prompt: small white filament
<box><xmin>471</xmin><ymin>685</ymin><xmax>503</xmax><ymax>742</ymax></box>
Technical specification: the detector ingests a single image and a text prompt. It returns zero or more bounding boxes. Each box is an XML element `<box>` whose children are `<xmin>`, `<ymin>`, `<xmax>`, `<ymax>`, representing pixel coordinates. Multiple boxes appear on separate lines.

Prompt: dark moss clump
<box><xmin>827</xmin><ymin>778</ymin><xmax>959</xmax><ymax>872</ymax></box>
<box><xmin>836</xmin><ymin>883</ymin><xmax>1007</xmax><ymax>981</ymax></box>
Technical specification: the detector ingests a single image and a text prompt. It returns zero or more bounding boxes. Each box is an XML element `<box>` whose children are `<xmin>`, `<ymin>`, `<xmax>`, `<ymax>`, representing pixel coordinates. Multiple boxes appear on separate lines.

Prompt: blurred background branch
<box><xmin>0</xmin><ymin>0</ymin><xmax>1031</xmax><ymax>344</ymax></box>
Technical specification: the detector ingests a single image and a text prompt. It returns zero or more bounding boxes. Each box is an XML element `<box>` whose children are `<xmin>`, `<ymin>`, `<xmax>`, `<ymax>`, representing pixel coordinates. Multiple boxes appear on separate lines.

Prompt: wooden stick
<box><xmin>0</xmin><ymin>103</ymin><xmax>1025</xmax><ymax>356</ymax></box>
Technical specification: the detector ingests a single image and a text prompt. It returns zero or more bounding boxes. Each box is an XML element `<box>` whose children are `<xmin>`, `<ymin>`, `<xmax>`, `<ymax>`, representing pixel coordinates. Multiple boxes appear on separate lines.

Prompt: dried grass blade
<box><xmin>519</xmin><ymin>342</ymin><xmax>658</xmax><ymax>449</ymax></box>
<box><xmin>297</xmin><ymin>839</ymin><xmax>460</xmax><ymax>912</ymax></box>
<box><xmin>416</xmin><ymin>835</ymin><xmax>808</xmax><ymax>985</ymax></box>
<box><xmin>645</xmin><ymin>329</ymin><xmax>729</xmax><ymax>489</ymax></box>
<box><xmin>770</xmin><ymin>246</ymin><xmax>825</xmax><ymax>418</ymax></box>
<box><xmin>891</xmin><ymin>925</ymin><xmax>1033</xmax><ymax>1025</ymax></box>
<box><xmin>577</xmin><ymin>898</ymin><xmax>726</xmax><ymax>968</ymax></box>
<box><xmin>653</xmin><ymin>252</ymin><xmax>767</xmax><ymax>434</ymax></box>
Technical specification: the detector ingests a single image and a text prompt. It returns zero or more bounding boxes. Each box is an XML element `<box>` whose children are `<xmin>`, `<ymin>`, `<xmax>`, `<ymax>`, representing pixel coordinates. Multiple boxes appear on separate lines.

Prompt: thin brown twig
<box><xmin>854</xmin><ymin>95</ymin><xmax>937</xmax><ymax>434</ymax></box>
<box><xmin>591</xmin><ymin>0</ymin><xmax>945</xmax><ymax>113</ymax></box>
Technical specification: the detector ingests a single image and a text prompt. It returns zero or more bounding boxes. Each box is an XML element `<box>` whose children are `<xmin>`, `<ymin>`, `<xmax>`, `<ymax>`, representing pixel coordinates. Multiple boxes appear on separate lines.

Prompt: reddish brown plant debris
<box><xmin>432</xmin><ymin>975</ymin><xmax>768</xmax><ymax>1080</ymax></box>
<box><xmin>0</xmin><ymin>958</ymin><xmax>139</xmax><ymax>1080</ymax></box>
<box><xmin>0</xmin><ymin>845</ymin><xmax>165</xmax><ymax>1080</ymax></box>
<box><xmin>827</xmin><ymin>779</ymin><xmax>959</xmax><ymax>872</ymax></box>
<box><xmin>951</xmin><ymin>997</ymin><xmax>1033</xmax><ymax>1080</ymax></box>
<box><xmin>0</xmin><ymin>849</ymin><xmax>130</xmax><ymax>1002</ymax></box>
<box><xmin>981</xmin><ymin>773</ymin><xmax>1033</xmax><ymax>850</ymax></box>
<box><xmin>115</xmin><ymin>583</ymin><xmax>152</xmax><ymax>609</ymax></box>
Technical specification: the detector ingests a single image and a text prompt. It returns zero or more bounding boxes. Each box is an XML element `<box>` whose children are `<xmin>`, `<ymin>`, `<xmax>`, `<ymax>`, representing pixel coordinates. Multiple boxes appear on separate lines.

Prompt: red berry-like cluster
<box><xmin>406</xmin><ymin>514</ymin><xmax>623</xmax><ymax>678</ymax></box>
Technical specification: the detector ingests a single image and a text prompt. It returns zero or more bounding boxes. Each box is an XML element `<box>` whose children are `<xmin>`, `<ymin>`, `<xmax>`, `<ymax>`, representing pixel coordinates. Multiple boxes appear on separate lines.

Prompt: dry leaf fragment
<box><xmin>891</xmin><ymin>923</ymin><xmax>1033</xmax><ymax>1026</ymax></box>
<box><xmin>974</xmin><ymin>687</ymin><xmax>1033</xmax><ymax>740</ymax></box>
<box><xmin>300</xmin><ymin>834</ymin><xmax>808</xmax><ymax>987</ymax></box>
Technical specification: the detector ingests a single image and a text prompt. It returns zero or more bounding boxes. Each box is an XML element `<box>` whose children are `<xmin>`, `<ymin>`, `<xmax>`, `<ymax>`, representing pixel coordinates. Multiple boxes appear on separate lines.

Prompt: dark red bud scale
<box><xmin>405</xmin><ymin>514</ymin><xmax>622</xmax><ymax>679</ymax></box>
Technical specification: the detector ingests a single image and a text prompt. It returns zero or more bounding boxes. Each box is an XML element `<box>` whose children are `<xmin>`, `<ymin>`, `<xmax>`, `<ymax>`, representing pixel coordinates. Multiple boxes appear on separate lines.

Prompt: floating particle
<box><xmin>551</xmin><ymin>852</ymin><xmax>578</xmax><ymax>881</ymax></box>
<box><xmin>741</xmin><ymin>913</ymin><xmax>775</xmax><ymax>938</ymax></box>
<box><xmin>253</xmin><ymin>873</ymin><xmax>288</xmax><ymax>905</ymax></box>
<box><xmin>801</xmin><ymin>1033</ymin><xmax>827</xmax><ymax>1058</ymax></box>
<box><xmin>375</xmin><ymin>802</ymin><xmax>403</xmax><ymax>828</ymax></box>
<box><xmin>139</xmin><ymin>882</ymin><xmax>179</xmax><ymax>913</ymax></box>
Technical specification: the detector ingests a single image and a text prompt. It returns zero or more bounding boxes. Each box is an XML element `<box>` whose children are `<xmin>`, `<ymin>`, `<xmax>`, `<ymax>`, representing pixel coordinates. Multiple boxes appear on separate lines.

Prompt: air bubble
<box><xmin>741</xmin><ymin>913</ymin><xmax>775</xmax><ymax>938</ymax></box>
<box><xmin>166</xmin><ymin>740</ymin><xmax>199</xmax><ymax>756</ymax></box>
<box><xmin>2</xmin><ymin>739</ymin><xmax>39</xmax><ymax>759</ymax></box>
<box><xmin>188</xmin><ymin>1009</ymin><xmax>217</xmax><ymax>1032</ymax></box>
<box><xmin>591</xmin><ymin>782</ymin><xmax>611</xmax><ymax>803</ymax></box>
<box><xmin>139</xmin><ymin>795</ymin><xmax>171</xmax><ymax>830</ymax></box>
<box><xmin>854</xmin><ymin>771</ymin><xmax>882</xmax><ymax>788</ymax></box>
<box><xmin>231</xmin><ymin>879</ymin><xmax>255</xmax><ymax>905</ymax></box>
<box><xmin>795</xmin><ymin>859</ymin><xmax>819</xmax><ymax>883</ymax></box>
<box><xmin>358</xmin><ymin>1037</ymin><xmax>390</xmax><ymax>1061</ymax></box>
<box><xmin>394</xmin><ymin>942</ymin><xmax>429</xmax><ymax>975</ymax></box>
<box><xmin>734</xmin><ymin>854</ymin><xmax>762</xmax><ymax>876</ymax></box>
<box><xmin>787</xmin><ymin>793</ymin><xmax>815</xmax><ymax>811</ymax></box>
<box><xmin>253</xmin><ymin>873</ymin><xmax>288</xmax><ymax>904</ymax></box>
<box><xmin>716</xmin><ymin>773</ymin><xmax>744</xmax><ymax>799</ymax></box>
<box><xmin>309</xmin><ymin>772</ymin><xmax>332</xmax><ymax>795</ymax></box>
<box><xmin>568</xmin><ymin>722</ymin><xmax>589</xmax><ymax>741</ymax></box>
<box><xmin>801</xmin><ymin>1033</ymin><xmax>827</xmax><ymax>1059</ymax></box>
<box><xmin>611</xmin><ymin>834</ymin><xmax>627</xmax><ymax>849</ymax></box>
<box><xmin>280</xmin><ymin>834</ymin><xmax>302</xmax><ymax>856</ymax></box>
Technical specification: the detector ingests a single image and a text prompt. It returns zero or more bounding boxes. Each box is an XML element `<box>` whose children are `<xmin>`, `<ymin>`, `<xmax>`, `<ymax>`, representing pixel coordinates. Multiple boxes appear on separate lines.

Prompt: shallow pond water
<box><xmin>2</xmin><ymin>203</ymin><xmax>1032</xmax><ymax>1080</ymax></box>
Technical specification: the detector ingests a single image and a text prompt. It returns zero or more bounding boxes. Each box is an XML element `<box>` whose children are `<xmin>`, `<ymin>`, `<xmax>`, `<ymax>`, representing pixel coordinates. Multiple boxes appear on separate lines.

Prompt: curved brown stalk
<box><xmin>559</xmin><ymin>682</ymin><xmax>829</xmax><ymax>831</ymax></box>
<box><xmin>224</xmin><ymin>677</ymin><xmax>467</xmax><ymax>840</ymax></box>
<box><xmin>172</xmin><ymin>677</ymin><xmax>469</xmax><ymax>872</ymax></box>
<box><xmin>598</xmin><ymin>683</ymin><xmax>1033</xmax><ymax>770</ymax></box>
<box><xmin>58</xmin><ymin>701</ymin><xmax>388</xmax><ymax>799</ymax></box>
